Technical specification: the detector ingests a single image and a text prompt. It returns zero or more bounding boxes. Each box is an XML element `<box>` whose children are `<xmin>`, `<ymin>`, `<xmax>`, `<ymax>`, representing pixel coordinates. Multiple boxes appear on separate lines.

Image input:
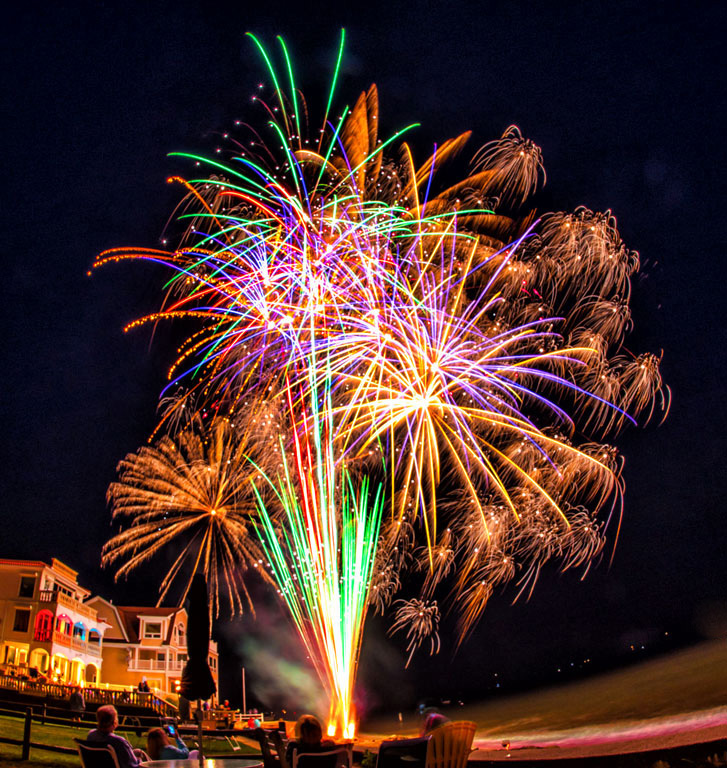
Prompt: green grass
<box><xmin>0</xmin><ymin>750</ymin><xmax>78</xmax><ymax>767</ymax></box>
<box><xmin>0</xmin><ymin>713</ymin><xmax>258</xmax><ymax>766</ymax></box>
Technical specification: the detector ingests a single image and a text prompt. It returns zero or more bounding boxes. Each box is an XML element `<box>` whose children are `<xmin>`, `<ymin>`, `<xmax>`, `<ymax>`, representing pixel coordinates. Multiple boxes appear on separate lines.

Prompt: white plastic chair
<box><xmin>291</xmin><ymin>745</ymin><xmax>353</xmax><ymax>768</ymax></box>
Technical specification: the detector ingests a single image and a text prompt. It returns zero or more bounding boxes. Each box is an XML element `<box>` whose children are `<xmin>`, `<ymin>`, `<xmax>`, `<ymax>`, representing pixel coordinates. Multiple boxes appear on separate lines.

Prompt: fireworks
<box><xmin>390</xmin><ymin>599</ymin><xmax>441</xmax><ymax>668</ymax></box>
<box><xmin>97</xmin><ymin>32</ymin><xmax>668</xmax><ymax>734</ymax></box>
<box><xmin>249</xmin><ymin>372</ymin><xmax>383</xmax><ymax>738</ymax></box>
<box><xmin>102</xmin><ymin>416</ymin><xmax>272</xmax><ymax>618</ymax></box>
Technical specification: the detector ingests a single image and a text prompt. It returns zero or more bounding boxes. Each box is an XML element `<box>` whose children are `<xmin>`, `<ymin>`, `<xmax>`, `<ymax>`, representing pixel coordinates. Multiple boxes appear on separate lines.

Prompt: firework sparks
<box><xmin>249</xmin><ymin>373</ymin><xmax>384</xmax><ymax>738</ymax></box>
<box><xmin>97</xmin><ymin>32</ymin><xmax>669</xmax><ymax>733</ymax></box>
<box><xmin>389</xmin><ymin>598</ymin><xmax>441</xmax><ymax>668</ymax></box>
<box><xmin>103</xmin><ymin>416</ymin><xmax>271</xmax><ymax>617</ymax></box>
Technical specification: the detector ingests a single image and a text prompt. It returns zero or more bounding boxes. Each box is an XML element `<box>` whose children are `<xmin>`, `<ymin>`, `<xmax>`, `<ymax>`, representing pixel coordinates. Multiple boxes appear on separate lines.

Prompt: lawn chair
<box><xmin>376</xmin><ymin>736</ymin><xmax>429</xmax><ymax>768</ymax></box>
<box><xmin>73</xmin><ymin>738</ymin><xmax>122</xmax><ymax>768</ymax></box>
<box><xmin>424</xmin><ymin>721</ymin><xmax>476</xmax><ymax>768</ymax></box>
<box><xmin>291</xmin><ymin>745</ymin><xmax>353</xmax><ymax>768</ymax></box>
<box><xmin>254</xmin><ymin>726</ymin><xmax>290</xmax><ymax>768</ymax></box>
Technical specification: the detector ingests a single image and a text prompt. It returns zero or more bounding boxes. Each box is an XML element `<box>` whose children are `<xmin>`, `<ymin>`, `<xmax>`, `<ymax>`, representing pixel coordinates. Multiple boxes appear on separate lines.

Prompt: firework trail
<box><xmin>249</xmin><ymin>370</ymin><xmax>384</xmax><ymax>737</ymax></box>
<box><xmin>96</xmin><ymin>32</ymin><xmax>669</xmax><ymax>733</ymax></box>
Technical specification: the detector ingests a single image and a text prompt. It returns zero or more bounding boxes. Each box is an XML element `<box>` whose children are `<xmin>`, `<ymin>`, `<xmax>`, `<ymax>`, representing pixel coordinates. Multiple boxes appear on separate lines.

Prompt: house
<box><xmin>0</xmin><ymin>558</ymin><xmax>108</xmax><ymax>685</ymax></box>
<box><xmin>86</xmin><ymin>596</ymin><xmax>219</xmax><ymax>700</ymax></box>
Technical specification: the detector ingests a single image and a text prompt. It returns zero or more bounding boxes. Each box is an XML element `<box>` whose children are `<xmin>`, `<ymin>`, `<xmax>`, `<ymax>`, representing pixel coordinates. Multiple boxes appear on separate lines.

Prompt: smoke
<box><xmin>231</xmin><ymin>598</ymin><xmax>329</xmax><ymax>717</ymax></box>
<box><xmin>357</xmin><ymin>615</ymin><xmax>413</xmax><ymax>719</ymax></box>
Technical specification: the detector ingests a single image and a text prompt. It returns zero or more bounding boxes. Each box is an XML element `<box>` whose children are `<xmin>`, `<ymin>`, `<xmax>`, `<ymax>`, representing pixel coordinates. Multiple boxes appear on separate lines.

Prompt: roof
<box><xmin>0</xmin><ymin>559</ymin><xmax>49</xmax><ymax>569</ymax></box>
<box><xmin>114</xmin><ymin>606</ymin><xmax>183</xmax><ymax>644</ymax></box>
<box><xmin>85</xmin><ymin>596</ymin><xmax>128</xmax><ymax>640</ymax></box>
<box><xmin>0</xmin><ymin>558</ymin><xmax>90</xmax><ymax>596</ymax></box>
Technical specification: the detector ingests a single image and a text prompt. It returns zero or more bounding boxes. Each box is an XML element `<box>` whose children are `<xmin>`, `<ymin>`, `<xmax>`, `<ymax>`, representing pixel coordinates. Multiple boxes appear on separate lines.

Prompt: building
<box><xmin>86</xmin><ymin>596</ymin><xmax>219</xmax><ymax>699</ymax></box>
<box><xmin>0</xmin><ymin>558</ymin><xmax>108</xmax><ymax>685</ymax></box>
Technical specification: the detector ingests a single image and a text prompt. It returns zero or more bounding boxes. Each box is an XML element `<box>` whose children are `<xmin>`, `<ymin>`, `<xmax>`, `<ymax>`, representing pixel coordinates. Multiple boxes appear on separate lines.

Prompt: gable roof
<box><xmin>114</xmin><ymin>606</ymin><xmax>184</xmax><ymax>644</ymax></box>
<box><xmin>86</xmin><ymin>596</ymin><xmax>128</xmax><ymax>640</ymax></box>
<box><xmin>84</xmin><ymin>599</ymin><xmax>189</xmax><ymax>644</ymax></box>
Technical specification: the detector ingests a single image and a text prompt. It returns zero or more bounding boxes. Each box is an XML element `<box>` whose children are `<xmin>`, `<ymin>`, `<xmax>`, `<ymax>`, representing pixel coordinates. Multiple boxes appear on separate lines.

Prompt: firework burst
<box><xmin>97</xmin><ymin>31</ymin><xmax>668</xmax><ymax>734</ymax></box>
<box><xmin>103</xmin><ymin>416</ymin><xmax>272</xmax><ymax>617</ymax></box>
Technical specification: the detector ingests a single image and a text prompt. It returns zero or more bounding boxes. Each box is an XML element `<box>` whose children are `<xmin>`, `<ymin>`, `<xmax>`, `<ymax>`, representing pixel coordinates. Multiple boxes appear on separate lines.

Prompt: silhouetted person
<box><xmin>286</xmin><ymin>714</ymin><xmax>336</xmax><ymax>767</ymax></box>
<box><xmin>87</xmin><ymin>705</ymin><xmax>148</xmax><ymax>767</ymax></box>
<box><xmin>420</xmin><ymin>712</ymin><xmax>449</xmax><ymax>735</ymax></box>
<box><xmin>69</xmin><ymin>686</ymin><xmax>85</xmax><ymax>725</ymax></box>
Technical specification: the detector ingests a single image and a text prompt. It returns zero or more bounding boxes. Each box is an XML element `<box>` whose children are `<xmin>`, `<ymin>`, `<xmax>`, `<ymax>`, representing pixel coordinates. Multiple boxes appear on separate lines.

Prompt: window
<box><xmin>34</xmin><ymin>610</ymin><xmax>54</xmax><ymax>642</ymax></box>
<box><xmin>13</xmin><ymin>608</ymin><xmax>31</xmax><ymax>633</ymax></box>
<box><xmin>18</xmin><ymin>576</ymin><xmax>35</xmax><ymax>598</ymax></box>
<box><xmin>143</xmin><ymin>622</ymin><xmax>162</xmax><ymax>639</ymax></box>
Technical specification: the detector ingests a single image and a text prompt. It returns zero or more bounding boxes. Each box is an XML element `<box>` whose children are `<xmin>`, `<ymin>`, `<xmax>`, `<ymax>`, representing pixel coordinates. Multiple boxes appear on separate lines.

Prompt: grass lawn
<box><xmin>0</xmin><ymin>713</ymin><xmax>258</xmax><ymax>766</ymax></box>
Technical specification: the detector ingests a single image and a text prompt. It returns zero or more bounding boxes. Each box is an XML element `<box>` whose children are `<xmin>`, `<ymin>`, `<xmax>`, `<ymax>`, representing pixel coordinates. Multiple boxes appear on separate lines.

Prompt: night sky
<box><xmin>3</xmin><ymin>1</ymin><xmax>726</xmax><ymax>712</ymax></box>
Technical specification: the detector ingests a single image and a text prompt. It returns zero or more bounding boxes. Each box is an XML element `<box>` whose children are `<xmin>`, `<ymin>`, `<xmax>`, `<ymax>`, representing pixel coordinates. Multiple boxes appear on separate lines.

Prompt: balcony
<box><xmin>45</xmin><ymin>631</ymin><xmax>102</xmax><ymax>658</ymax></box>
<box><xmin>39</xmin><ymin>590</ymin><xmax>97</xmax><ymax>621</ymax></box>
<box><xmin>52</xmin><ymin>629</ymin><xmax>71</xmax><ymax>647</ymax></box>
<box><xmin>86</xmin><ymin>642</ymin><xmax>102</xmax><ymax>658</ymax></box>
<box><xmin>71</xmin><ymin>638</ymin><xmax>102</xmax><ymax>658</ymax></box>
<box><xmin>129</xmin><ymin>658</ymin><xmax>185</xmax><ymax>672</ymax></box>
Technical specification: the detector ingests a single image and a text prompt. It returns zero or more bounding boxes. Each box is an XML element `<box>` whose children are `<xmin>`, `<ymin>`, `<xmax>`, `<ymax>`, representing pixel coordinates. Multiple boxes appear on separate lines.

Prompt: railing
<box><xmin>71</xmin><ymin>637</ymin><xmax>86</xmax><ymax>652</ymax></box>
<box><xmin>129</xmin><ymin>658</ymin><xmax>185</xmax><ymax>672</ymax></box>
<box><xmin>86</xmin><ymin>642</ymin><xmax>102</xmax><ymax>658</ymax></box>
<box><xmin>33</xmin><ymin>630</ymin><xmax>102</xmax><ymax>657</ymax></box>
<box><xmin>52</xmin><ymin>630</ymin><xmax>71</xmax><ymax>647</ymax></box>
<box><xmin>38</xmin><ymin>590</ymin><xmax>97</xmax><ymax>621</ymax></box>
<box><xmin>0</xmin><ymin>674</ymin><xmax>178</xmax><ymax>717</ymax></box>
<box><xmin>0</xmin><ymin>675</ymin><xmax>69</xmax><ymax>700</ymax></box>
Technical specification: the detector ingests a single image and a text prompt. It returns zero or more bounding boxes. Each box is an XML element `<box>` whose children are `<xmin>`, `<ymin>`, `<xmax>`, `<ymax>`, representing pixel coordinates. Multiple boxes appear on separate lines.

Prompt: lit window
<box><xmin>13</xmin><ymin>608</ymin><xmax>31</xmax><ymax>633</ymax></box>
<box><xmin>34</xmin><ymin>610</ymin><xmax>53</xmax><ymax>642</ymax></box>
<box><xmin>18</xmin><ymin>577</ymin><xmax>35</xmax><ymax>598</ymax></box>
<box><xmin>144</xmin><ymin>622</ymin><xmax>162</xmax><ymax>639</ymax></box>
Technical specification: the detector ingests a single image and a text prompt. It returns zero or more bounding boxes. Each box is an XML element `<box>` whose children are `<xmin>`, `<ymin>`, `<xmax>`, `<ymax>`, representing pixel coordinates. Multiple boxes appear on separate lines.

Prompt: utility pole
<box><xmin>241</xmin><ymin>667</ymin><xmax>246</xmax><ymax>714</ymax></box>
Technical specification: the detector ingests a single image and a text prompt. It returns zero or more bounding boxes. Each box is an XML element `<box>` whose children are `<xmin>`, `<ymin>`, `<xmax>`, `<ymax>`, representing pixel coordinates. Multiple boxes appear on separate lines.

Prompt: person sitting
<box><xmin>420</xmin><ymin>712</ymin><xmax>449</xmax><ymax>735</ymax></box>
<box><xmin>376</xmin><ymin>712</ymin><xmax>450</xmax><ymax>768</ymax></box>
<box><xmin>87</xmin><ymin>705</ymin><xmax>149</xmax><ymax>768</ymax></box>
<box><xmin>285</xmin><ymin>715</ymin><xmax>336</xmax><ymax>767</ymax></box>
<box><xmin>137</xmin><ymin>677</ymin><xmax>150</xmax><ymax>693</ymax></box>
<box><xmin>146</xmin><ymin>726</ymin><xmax>199</xmax><ymax>760</ymax></box>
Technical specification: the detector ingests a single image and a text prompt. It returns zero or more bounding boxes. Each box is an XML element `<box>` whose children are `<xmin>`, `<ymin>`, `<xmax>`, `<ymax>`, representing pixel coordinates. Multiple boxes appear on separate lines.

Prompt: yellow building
<box><xmin>87</xmin><ymin>596</ymin><xmax>219</xmax><ymax>700</ymax></box>
<box><xmin>0</xmin><ymin>558</ymin><xmax>108</xmax><ymax>685</ymax></box>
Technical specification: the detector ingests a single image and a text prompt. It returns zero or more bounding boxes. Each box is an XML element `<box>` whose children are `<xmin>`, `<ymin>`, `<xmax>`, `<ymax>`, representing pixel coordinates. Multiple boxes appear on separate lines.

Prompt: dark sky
<box><xmin>3</xmin><ymin>0</ymin><xmax>726</xmax><ymax>711</ymax></box>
